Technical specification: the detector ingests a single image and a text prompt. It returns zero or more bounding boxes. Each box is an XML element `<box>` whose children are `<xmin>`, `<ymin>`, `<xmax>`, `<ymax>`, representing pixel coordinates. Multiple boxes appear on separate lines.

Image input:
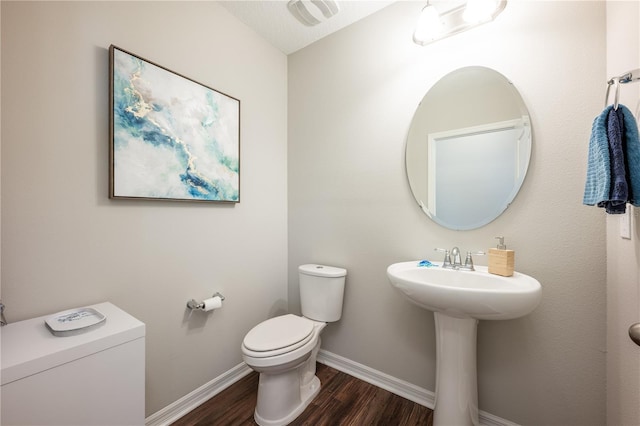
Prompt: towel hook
<box><xmin>605</xmin><ymin>78</ymin><xmax>621</xmax><ymax>110</ymax></box>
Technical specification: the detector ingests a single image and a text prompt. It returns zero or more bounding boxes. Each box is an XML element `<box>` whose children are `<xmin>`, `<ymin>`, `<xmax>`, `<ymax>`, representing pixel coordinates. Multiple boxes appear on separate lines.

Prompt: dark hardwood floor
<box><xmin>171</xmin><ymin>363</ymin><xmax>433</xmax><ymax>426</ymax></box>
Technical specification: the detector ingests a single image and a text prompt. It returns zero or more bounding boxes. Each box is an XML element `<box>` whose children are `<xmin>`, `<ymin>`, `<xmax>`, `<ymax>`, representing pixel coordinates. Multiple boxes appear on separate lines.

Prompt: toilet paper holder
<box><xmin>186</xmin><ymin>292</ymin><xmax>225</xmax><ymax>311</ymax></box>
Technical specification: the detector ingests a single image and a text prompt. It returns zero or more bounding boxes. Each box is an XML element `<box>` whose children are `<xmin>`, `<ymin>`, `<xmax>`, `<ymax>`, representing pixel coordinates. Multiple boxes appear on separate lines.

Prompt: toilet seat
<box><xmin>243</xmin><ymin>314</ymin><xmax>315</xmax><ymax>358</ymax></box>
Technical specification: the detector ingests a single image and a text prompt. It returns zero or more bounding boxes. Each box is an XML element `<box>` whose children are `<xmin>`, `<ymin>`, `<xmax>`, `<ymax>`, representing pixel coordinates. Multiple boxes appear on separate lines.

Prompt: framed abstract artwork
<box><xmin>109</xmin><ymin>45</ymin><xmax>240</xmax><ymax>202</ymax></box>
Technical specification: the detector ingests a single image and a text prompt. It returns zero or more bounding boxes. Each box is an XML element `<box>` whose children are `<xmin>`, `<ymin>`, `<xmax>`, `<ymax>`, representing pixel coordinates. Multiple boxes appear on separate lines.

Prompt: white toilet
<box><xmin>242</xmin><ymin>264</ymin><xmax>347</xmax><ymax>426</ymax></box>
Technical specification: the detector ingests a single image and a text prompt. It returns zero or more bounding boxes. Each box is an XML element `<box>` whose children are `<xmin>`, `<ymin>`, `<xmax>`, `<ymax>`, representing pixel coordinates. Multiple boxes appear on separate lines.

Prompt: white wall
<box><xmin>289</xmin><ymin>1</ymin><xmax>606</xmax><ymax>424</ymax></box>
<box><xmin>0</xmin><ymin>1</ymin><xmax>288</xmax><ymax>416</ymax></box>
<box><xmin>606</xmin><ymin>1</ymin><xmax>640</xmax><ymax>424</ymax></box>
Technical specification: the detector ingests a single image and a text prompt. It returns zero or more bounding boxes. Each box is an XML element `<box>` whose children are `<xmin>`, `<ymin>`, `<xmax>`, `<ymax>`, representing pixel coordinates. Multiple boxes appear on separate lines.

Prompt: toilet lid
<box><xmin>243</xmin><ymin>314</ymin><xmax>314</xmax><ymax>352</ymax></box>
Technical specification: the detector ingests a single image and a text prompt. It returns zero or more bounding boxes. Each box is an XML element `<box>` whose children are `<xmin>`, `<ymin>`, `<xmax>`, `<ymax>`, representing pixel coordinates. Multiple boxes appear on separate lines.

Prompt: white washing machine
<box><xmin>1</xmin><ymin>302</ymin><xmax>146</xmax><ymax>425</ymax></box>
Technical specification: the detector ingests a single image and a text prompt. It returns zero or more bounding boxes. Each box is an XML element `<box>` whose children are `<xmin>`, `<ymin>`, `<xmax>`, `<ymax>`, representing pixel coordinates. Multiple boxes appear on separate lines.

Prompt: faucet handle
<box><xmin>434</xmin><ymin>248</ymin><xmax>452</xmax><ymax>267</ymax></box>
<box><xmin>464</xmin><ymin>251</ymin><xmax>486</xmax><ymax>270</ymax></box>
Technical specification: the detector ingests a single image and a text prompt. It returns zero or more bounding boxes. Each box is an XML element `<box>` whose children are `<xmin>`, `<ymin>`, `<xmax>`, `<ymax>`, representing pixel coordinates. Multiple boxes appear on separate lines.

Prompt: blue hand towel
<box><xmin>601</xmin><ymin>107</ymin><xmax>627</xmax><ymax>214</ymax></box>
<box><xmin>584</xmin><ymin>104</ymin><xmax>640</xmax><ymax>212</ymax></box>
<box><xmin>583</xmin><ymin>106</ymin><xmax>613</xmax><ymax>206</ymax></box>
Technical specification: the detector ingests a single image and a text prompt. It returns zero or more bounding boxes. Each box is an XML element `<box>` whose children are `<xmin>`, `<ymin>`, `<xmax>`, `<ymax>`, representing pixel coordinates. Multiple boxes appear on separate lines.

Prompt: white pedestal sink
<box><xmin>387</xmin><ymin>261</ymin><xmax>542</xmax><ymax>426</ymax></box>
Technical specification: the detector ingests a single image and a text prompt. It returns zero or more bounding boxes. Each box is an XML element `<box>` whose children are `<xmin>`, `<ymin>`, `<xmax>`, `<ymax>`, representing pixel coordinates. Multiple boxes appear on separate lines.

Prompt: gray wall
<box><xmin>288</xmin><ymin>1</ymin><xmax>606</xmax><ymax>425</ymax></box>
<box><xmin>1</xmin><ymin>1</ymin><xmax>612</xmax><ymax>425</ymax></box>
<box><xmin>1</xmin><ymin>1</ymin><xmax>288</xmax><ymax>416</ymax></box>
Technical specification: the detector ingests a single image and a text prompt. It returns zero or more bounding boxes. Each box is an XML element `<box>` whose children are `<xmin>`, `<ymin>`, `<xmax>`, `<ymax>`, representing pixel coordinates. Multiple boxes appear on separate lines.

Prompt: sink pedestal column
<box><xmin>434</xmin><ymin>312</ymin><xmax>479</xmax><ymax>426</ymax></box>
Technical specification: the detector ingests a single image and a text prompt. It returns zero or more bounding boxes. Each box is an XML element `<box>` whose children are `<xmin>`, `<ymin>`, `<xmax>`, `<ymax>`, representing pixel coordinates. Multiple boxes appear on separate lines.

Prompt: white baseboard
<box><xmin>317</xmin><ymin>349</ymin><xmax>436</xmax><ymax>408</ymax></box>
<box><xmin>145</xmin><ymin>362</ymin><xmax>252</xmax><ymax>426</ymax></box>
<box><xmin>146</xmin><ymin>350</ymin><xmax>519</xmax><ymax>426</ymax></box>
<box><xmin>317</xmin><ymin>349</ymin><xmax>520</xmax><ymax>426</ymax></box>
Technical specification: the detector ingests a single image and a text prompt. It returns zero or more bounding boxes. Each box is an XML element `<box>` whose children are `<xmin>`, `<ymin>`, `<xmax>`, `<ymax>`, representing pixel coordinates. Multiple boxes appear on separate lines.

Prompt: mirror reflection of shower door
<box><xmin>427</xmin><ymin>120</ymin><xmax>523</xmax><ymax>229</ymax></box>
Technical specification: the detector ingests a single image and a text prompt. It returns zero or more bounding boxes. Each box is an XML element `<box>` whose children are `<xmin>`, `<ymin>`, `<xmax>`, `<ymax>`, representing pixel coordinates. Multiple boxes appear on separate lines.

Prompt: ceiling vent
<box><xmin>287</xmin><ymin>0</ymin><xmax>340</xmax><ymax>26</ymax></box>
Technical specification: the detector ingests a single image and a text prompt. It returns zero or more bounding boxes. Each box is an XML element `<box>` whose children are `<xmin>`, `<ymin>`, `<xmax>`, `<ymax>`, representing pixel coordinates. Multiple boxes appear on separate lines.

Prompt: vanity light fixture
<box><xmin>413</xmin><ymin>0</ymin><xmax>507</xmax><ymax>46</ymax></box>
<box><xmin>287</xmin><ymin>0</ymin><xmax>340</xmax><ymax>26</ymax></box>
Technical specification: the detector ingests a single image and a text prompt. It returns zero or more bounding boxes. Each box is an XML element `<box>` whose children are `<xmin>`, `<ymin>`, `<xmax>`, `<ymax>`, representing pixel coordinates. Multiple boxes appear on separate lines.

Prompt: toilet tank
<box><xmin>1</xmin><ymin>302</ymin><xmax>145</xmax><ymax>426</ymax></box>
<box><xmin>299</xmin><ymin>264</ymin><xmax>347</xmax><ymax>322</ymax></box>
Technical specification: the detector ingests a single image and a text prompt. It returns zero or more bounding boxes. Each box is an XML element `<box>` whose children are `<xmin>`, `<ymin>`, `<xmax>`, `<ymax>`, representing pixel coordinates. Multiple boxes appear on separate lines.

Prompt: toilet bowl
<box><xmin>242</xmin><ymin>314</ymin><xmax>326</xmax><ymax>425</ymax></box>
<box><xmin>241</xmin><ymin>264</ymin><xmax>347</xmax><ymax>426</ymax></box>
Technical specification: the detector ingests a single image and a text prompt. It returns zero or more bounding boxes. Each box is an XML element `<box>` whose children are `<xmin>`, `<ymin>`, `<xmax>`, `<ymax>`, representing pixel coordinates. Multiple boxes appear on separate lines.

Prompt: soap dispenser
<box><xmin>488</xmin><ymin>236</ymin><xmax>514</xmax><ymax>277</ymax></box>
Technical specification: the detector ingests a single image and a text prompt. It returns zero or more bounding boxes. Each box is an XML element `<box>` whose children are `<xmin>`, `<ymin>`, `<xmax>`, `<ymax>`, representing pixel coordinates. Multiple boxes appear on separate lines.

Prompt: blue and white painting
<box><xmin>110</xmin><ymin>46</ymin><xmax>240</xmax><ymax>202</ymax></box>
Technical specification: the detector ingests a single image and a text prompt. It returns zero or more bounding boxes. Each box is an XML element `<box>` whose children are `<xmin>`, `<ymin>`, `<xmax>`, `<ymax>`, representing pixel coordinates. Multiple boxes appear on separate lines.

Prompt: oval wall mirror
<box><xmin>405</xmin><ymin>66</ymin><xmax>532</xmax><ymax>230</ymax></box>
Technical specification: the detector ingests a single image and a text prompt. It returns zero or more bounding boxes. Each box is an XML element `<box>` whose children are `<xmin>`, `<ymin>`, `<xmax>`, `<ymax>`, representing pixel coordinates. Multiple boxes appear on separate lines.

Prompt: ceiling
<box><xmin>219</xmin><ymin>1</ymin><xmax>398</xmax><ymax>55</ymax></box>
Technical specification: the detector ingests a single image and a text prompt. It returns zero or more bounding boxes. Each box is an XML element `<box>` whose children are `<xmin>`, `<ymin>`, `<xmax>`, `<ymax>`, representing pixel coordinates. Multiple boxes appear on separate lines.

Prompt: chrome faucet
<box><xmin>450</xmin><ymin>247</ymin><xmax>462</xmax><ymax>268</ymax></box>
<box><xmin>435</xmin><ymin>247</ymin><xmax>461</xmax><ymax>269</ymax></box>
<box><xmin>435</xmin><ymin>247</ymin><xmax>485</xmax><ymax>271</ymax></box>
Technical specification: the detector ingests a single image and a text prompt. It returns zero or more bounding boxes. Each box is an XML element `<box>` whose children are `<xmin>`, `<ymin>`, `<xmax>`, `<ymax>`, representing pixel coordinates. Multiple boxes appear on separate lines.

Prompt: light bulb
<box><xmin>414</xmin><ymin>4</ymin><xmax>443</xmax><ymax>43</ymax></box>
